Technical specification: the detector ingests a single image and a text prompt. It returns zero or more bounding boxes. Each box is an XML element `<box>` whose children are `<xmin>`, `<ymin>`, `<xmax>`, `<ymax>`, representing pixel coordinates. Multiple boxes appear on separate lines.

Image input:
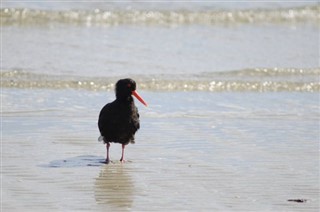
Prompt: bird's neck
<box><xmin>116</xmin><ymin>95</ymin><xmax>134</xmax><ymax>105</ymax></box>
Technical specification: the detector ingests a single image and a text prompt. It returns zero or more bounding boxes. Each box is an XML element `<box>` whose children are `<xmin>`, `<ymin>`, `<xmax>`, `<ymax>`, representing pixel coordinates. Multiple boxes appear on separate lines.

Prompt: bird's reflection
<box><xmin>95</xmin><ymin>164</ymin><xmax>134</xmax><ymax>209</ymax></box>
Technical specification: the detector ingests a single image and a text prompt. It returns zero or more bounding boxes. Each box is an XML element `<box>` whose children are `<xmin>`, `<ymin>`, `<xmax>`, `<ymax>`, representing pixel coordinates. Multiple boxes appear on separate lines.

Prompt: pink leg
<box><xmin>120</xmin><ymin>144</ymin><xmax>126</xmax><ymax>163</ymax></box>
<box><xmin>106</xmin><ymin>142</ymin><xmax>110</xmax><ymax>164</ymax></box>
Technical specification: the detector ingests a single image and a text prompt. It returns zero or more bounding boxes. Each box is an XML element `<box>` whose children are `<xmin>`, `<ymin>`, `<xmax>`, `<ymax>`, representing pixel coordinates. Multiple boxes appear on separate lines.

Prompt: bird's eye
<box><xmin>127</xmin><ymin>83</ymin><xmax>131</xmax><ymax>88</ymax></box>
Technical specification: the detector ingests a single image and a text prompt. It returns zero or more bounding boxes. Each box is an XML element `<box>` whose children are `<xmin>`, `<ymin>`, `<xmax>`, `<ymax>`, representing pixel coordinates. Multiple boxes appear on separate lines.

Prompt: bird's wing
<box><xmin>98</xmin><ymin>103</ymin><xmax>114</xmax><ymax>133</ymax></box>
<box><xmin>133</xmin><ymin>106</ymin><xmax>140</xmax><ymax>130</ymax></box>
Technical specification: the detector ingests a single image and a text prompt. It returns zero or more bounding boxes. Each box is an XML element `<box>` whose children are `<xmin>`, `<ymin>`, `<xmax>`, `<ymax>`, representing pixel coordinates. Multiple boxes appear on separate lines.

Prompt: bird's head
<box><xmin>115</xmin><ymin>78</ymin><xmax>148</xmax><ymax>106</ymax></box>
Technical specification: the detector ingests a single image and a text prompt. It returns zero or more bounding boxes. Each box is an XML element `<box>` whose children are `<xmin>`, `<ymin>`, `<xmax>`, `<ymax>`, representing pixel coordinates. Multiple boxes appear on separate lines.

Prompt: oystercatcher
<box><xmin>98</xmin><ymin>78</ymin><xmax>147</xmax><ymax>164</ymax></box>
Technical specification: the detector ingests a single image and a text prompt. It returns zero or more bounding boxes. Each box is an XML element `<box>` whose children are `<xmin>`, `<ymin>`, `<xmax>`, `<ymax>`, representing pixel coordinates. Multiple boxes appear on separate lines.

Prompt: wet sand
<box><xmin>2</xmin><ymin>89</ymin><xmax>319</xmax><ymax>211</ymax></box>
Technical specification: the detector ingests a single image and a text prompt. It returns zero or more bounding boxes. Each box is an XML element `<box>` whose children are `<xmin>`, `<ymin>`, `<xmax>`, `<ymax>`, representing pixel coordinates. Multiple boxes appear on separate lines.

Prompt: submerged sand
<box><xmin>2</xmin><ymin>89</ymin><xmax>319</xmax><ymax>211</ymax></box>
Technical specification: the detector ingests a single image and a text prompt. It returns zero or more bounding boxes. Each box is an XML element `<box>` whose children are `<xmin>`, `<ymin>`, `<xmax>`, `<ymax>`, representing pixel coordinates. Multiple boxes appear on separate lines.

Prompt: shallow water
<box><xmin>2</xmin><ymin>89</ymin><xmax>319</xmax><ymax>211</ymax></box>
<box><xmin>3</xmin><ymin>23</ymin><xmax>318</xmax><ymax>77</ymax></box>
<box><xmin>2</xmin><ymin>2</ymin><xmax>319</xmax><ymax>78</ymax></box>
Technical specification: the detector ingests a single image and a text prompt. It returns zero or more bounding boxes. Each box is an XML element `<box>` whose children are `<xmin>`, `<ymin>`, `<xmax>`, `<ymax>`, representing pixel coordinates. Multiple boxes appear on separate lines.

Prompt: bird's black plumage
<box><xmin>98</xmin><ymin>78</ymin><xmax>145</xmax><ymax>163</ymax></box>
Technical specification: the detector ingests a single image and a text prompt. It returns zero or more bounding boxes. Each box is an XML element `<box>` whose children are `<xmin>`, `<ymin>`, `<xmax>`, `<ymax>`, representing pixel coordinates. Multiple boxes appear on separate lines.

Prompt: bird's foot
<box><xmin>120</xmin><ymin>158</ymin><xmax>126</xmax><ymax>163</ymax></box>
<box><xmin>105</xmin><ymin>158</ymin><xmax>110</xmax><ymax>164</ymax></box>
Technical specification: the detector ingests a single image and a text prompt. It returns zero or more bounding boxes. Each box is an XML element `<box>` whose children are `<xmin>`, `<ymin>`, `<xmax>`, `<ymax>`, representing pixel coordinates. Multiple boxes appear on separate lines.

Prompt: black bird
<box><xmin>98</xmin><ymin>78</ymin><xmax>147</xmax><ymax>164</ymax></box>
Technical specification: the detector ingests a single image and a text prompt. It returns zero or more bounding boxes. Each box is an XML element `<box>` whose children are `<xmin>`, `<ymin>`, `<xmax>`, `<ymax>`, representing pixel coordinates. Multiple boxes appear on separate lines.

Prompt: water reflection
<box><xmin>95</xmin><ymin>164</ymin><xmax>134</xmax><ymax>209</ymax></box>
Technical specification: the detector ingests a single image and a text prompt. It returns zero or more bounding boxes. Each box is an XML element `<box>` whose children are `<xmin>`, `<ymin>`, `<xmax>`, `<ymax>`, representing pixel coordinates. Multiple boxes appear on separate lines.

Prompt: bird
<box><xmin>98</xmin><ymin>78</ymin><xmax>147</xmax><ymax>164</ymax></box>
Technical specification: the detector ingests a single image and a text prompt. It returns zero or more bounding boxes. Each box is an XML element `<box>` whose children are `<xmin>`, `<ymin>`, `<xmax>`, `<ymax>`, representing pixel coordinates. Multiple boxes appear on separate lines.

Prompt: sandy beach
<box><xmin>2</xmin><ymin>89</ymin><xmax>319</xmax><ymax>211</ymax></box>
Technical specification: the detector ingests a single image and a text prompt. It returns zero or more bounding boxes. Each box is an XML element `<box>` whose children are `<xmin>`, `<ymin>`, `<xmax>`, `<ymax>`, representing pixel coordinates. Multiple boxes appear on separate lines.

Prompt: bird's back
<box><xmin>98</xmin><ymin>100</ymin><xmax>140</xmax><ymax>145</ymax></box>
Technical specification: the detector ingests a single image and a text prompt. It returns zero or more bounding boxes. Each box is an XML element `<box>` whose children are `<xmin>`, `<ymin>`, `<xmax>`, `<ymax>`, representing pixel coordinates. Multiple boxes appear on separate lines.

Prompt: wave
<box><xmin>1</xmin><ymin>5</ymin><xmax>319</xmax><ymax>26</ymax></box>
<box><xmin>1</xmin><ymin>68</ymin><xmax>319</xmax><ymax>92</ymax></box>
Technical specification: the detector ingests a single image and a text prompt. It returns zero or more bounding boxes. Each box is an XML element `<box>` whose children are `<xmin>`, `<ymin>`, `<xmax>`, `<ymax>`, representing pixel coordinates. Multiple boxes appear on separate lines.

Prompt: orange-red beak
<box><xmin>132</xmin><ymin>90</ymin><xmax>148</xmax><ymax>107</ymax></box>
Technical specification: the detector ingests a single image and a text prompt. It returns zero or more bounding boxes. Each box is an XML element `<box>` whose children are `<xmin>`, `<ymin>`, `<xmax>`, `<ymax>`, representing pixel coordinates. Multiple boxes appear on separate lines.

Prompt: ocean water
<box><xmin>1</xmin><ymin>1</ymin><xmax>319</xmax><ymax>211</ymax></box>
